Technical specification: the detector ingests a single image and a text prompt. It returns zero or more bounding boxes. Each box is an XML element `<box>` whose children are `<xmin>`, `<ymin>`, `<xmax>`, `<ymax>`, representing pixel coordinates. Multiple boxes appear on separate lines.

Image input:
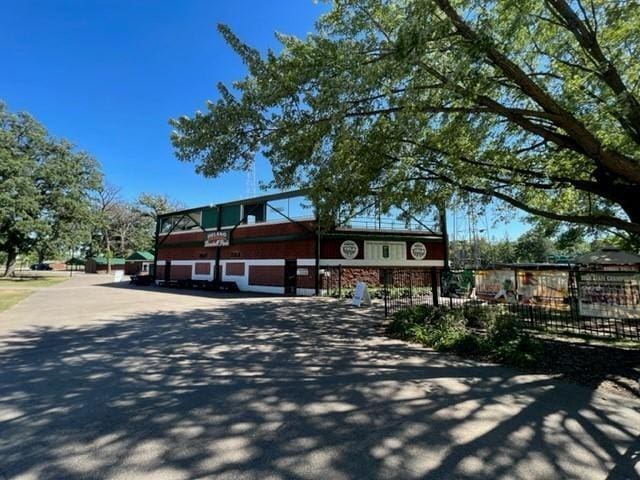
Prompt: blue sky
<box><xmin>1</xmin><ymin>0</ymin><xmax>527</xmax><ymax>239</ymax></box>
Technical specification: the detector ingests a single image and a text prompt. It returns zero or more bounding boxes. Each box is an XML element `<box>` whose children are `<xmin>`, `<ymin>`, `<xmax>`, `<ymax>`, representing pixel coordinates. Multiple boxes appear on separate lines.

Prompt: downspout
<box><xmin>214</xmin><ymin>205</ymin><xmax>222</xmax><ymax>288</ymax></box>
<box><xmin>152</xmin><ymin>218</ymin><xmax>160</xmax><ymax>284</ymax></box>
<box><xmin>315</xmin><ymin>220</ymin><xmax>321</xmax><ymax>296</ymax></box>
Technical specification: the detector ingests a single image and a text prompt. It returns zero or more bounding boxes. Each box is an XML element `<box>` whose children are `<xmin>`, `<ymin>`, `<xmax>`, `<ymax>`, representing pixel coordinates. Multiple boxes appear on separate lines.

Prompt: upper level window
<box><xmin>364</xmin><ymin>241</ymin><xmax>406</xmax><ymax>261</ymax></box>
<box><xmin>160</xmin><ymin>212</ymin><xmax>202</xmax><ymax>233</ymax></box>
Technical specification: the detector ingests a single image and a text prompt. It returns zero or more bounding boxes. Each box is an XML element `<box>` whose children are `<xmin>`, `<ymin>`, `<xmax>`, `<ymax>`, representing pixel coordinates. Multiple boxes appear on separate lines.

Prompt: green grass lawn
<box><xmin>0</xmin><ymin>276</ymin><xmax>68</xmax><ymax>312</ymax></box>
<box><xmin>0</xmin><ymin>290</ymin><xmax>33</xmax><ymax>312</ymax></box>
<box><xmin>0</xmin><ymin>276</ymin><xmax>68</xmax><ymax>289</ymax></box>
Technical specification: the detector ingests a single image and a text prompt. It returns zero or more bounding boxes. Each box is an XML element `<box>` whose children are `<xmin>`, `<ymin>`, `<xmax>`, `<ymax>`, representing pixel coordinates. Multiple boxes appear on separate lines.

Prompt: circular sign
<box><xmin>410</xmin><ymin>242</ymin><xmax>427</xmax><ymax>260</ymax></box>
<box><xmin>340</xmin><ymin>240</ymin><xmax>359</xmax><ymax>259</ymax></box>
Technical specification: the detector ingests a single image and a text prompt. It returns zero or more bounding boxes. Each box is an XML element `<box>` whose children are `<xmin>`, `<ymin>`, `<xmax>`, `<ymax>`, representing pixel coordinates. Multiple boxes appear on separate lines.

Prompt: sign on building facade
<box><xmin>340</xmin><ymin>240</ymin><xmax>359</xmax><ymax>259</ymax></box>
<box><xmin>410</xmin><ymin>242</ymin><xmax>427</xmax><ymax>260</ymax></box>
<box><xmin>204</xmin><ymin>230</ymin><xmax>230</xmax><ymax>247</ymax></box>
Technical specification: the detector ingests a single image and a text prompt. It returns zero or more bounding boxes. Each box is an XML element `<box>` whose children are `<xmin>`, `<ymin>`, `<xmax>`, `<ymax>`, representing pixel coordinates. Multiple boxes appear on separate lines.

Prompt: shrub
<box><xmin>486</xmin><ymin>313</ymin><xmax>520</xmax><ymax>346</ymax></box>
<box><xmin>485</xmin><ymin>313</ymin><xmax>542</xmax><ymax>367</ymax></box>
<box><xmin>464</xmin><ymin>304</ymin><xmax>506</xmax><ymax>329</ymax></box>
<box><xmin>451</xmin><ymin>333</ymin><xmax>487</xmax><ymax>356</ymax></box>
<box><xmin>424</xmin><ymin>309</ymin><xmax>467</xmax><ymax>350</ymax></box>
<box><xmin>388</xmin><ymin>306</ymin><xmax>478</xmax><ymax>353</ymax></box>
<box><xmin>392</xmin><ymin>304</ymin><xmax>437</xmax><ymax>325</ymax></box>
<box><xmin>387</xmin><ymin>304</ymin><xmax>541</xmax><ymax>365</ymax></box>
<box><xmin>387</xmin><ymin>315</ymin><xmax>428</xmax><ymax>341</ymax></box>
<box><xmin>492</xmin><ymin>335</ymin><xmax>542</xmax><ymax>367</ymax></box>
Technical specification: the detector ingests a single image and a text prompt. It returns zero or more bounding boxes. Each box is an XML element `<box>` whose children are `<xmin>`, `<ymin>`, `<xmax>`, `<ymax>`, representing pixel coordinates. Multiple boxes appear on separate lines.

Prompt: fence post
<box><xmin>431</xmin><ymin>267</ymin><xmax>439</xmax><ymax>306</ymax></box>
<box><xmin>569</xmin><ymin>268</ymin><xmax>579</xmax><ymax>321</ymax></box>
<box><xmin>383</xmin><ymin>269</ymin><xmax>389</xmax><ymax>317</ymax></box>
<box><xmin>409</xmin><ymin>270</ymin><xmax>413</xmax><ymax>307</ymax></box>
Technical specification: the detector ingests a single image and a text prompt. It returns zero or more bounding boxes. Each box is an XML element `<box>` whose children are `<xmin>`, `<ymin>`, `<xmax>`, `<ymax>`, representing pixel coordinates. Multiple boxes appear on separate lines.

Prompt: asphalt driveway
<box><xmin>0</xmin><ymin>274</ymin><xmax>638</xmax><ymax>479</ymax></box>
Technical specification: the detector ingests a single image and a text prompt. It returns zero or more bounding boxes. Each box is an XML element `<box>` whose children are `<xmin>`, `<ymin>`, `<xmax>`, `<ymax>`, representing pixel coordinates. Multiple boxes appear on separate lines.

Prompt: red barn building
<box><xmin>154</xmin><ymin>190</ymin><xmax>447</xmax><ymax>295</ymax></box>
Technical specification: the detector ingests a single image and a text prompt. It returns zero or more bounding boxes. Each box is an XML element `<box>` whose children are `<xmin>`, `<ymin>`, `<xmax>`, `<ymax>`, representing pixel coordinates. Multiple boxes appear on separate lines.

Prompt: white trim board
<box><xmin>221</xmin><ymin>259</ymin><xmax>285</xmax><ymax>266</ymax></box>
<box><xmin>319</xmin><ymin>259</ymin><xmax>444</xmax><ymax>267</ymax></box>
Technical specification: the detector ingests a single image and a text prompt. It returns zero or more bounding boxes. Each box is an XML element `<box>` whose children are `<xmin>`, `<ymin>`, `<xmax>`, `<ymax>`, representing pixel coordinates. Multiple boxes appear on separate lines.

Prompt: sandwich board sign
<box><xmin>352</xmin><ymin>282</ymin><xmax>371</xmax><ymax>307</ymax></box>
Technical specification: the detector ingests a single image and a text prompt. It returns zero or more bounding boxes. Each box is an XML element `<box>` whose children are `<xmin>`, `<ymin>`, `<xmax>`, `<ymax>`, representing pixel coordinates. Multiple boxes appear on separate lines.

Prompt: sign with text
<box><xmin>577</xmin><ymin>271</ymin><xmax>640</xmax><ymax>319</ymax></box>
<box><xmin>204</xmin><ymin>230</ymin><xmax>229</xmax><ymax>247</ymax></box>
<box><xmin>340</xmin><ymin>240</ymin><xmax>359</xmax><ymax>259</ymax></box>
<box><xmin>352</xmin><ymin>281</ymin><xmax>371</xmax><ymax>307</ymax></box>
<box><xmin>410</xmin><ymin>242</ymin><xmax>427</xmax><ymax>260</ymax></box>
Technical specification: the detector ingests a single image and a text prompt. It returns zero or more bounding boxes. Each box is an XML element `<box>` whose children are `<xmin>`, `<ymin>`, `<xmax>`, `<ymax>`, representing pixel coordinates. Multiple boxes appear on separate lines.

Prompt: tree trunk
<box><xmin>105</xmin><ymin>234</ymin><xmax>112</xmax><ymax>274</ymax></box>
<box><xmin>3</xmin><ymin>249</ymin><xmax>17</xmax><ymax>277</ymax></box>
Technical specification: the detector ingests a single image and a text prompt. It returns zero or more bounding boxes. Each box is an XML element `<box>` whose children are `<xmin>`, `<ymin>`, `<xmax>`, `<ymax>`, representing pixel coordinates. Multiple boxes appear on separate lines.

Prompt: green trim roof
<box><xmin>126</xmin><ymin>251</ymin><xmax>154</xmax><ymax>261</ymax></box>
<box><xmin>157</xmin><ymin>189</ymin><xmax>310</xmax><ymax>219</ymax></box>
<box><xmin>91</xmin><ymin>256</ymin><xmax>126</xmax><ymax>266</ymax></box>
<box><xmin>65</xmin><ymin>257</ymin><xmax>85</xmax><ymax>265</ymax></box>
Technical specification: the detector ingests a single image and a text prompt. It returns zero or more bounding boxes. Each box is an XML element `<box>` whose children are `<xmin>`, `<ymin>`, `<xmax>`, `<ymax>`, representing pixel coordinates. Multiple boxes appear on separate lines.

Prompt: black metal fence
<box><xmin>379</xmin><ymin>268</ymin><xmax>640</xmax><ymax>341</ymax></box>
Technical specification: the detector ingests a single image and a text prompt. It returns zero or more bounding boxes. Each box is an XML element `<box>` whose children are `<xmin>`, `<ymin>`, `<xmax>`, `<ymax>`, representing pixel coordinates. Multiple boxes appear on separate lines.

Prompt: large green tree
<box><xmin>88</xmin><ymin>189</ymin><xmax>184</xmax><ymax>271</ymax></box>
<box><xmin>0</xmin><ymin>103</ymin><xmax>101</xmax><ymax>276</ymax></box>
<box><xmin>171</xmin><ymin>0</ymin><xmax>640</xmax><ymax>242</ymax></box>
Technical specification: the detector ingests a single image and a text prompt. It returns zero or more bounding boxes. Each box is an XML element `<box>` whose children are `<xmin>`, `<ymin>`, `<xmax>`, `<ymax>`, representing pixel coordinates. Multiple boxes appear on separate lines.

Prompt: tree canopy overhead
<box><xmin>171</xmin><ymin>0</ymin><xmax>640</xmax><ymax>239</ymax></box>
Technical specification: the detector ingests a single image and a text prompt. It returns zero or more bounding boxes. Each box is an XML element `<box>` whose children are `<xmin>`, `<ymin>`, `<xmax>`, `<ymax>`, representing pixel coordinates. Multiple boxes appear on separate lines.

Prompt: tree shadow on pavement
<box><xmin>0</xmin><ymin>298</ymin><xmax>638</xmax><ymax>479</ymax></box>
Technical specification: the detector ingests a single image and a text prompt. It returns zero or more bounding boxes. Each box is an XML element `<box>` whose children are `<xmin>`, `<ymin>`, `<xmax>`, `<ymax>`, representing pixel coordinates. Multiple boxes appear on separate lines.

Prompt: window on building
<box><xmin>364</xmin><ymin>241</ymin><xmax>406</xmax><ymax>261</ymax></box>
<box><xmin>160</xmin><ymin>212</ymin><xmax>202</xmax><ymax>233</ymax></box>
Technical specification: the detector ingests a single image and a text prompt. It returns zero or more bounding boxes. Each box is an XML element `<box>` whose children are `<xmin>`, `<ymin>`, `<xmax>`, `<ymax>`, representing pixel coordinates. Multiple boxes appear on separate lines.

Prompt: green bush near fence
<box><xmin>328</xmin><ymin>286</ymin><xmax>433</xmax><ymax>300</ymax></box>
<box><xmin>386</xmin><ymin>304</ymin><xmax>542</xmax><ymax>367</ymax></box>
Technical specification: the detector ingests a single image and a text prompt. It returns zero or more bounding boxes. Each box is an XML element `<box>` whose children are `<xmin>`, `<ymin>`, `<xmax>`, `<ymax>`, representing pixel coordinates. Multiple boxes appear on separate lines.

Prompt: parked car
<box><xmin>30</xmin><ymin>263</ymin><xmax>52</xmax><ymax>271</ymax></box>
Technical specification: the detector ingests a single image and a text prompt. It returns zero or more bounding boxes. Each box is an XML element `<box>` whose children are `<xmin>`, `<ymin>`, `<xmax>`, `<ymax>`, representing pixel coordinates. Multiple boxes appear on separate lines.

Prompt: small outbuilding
<box><xmin>125</xmin><ymin>251</ymin><xmax>154</xmax><ymax>275</ymax></box>
<box><xmin>65</xmin><ymin>257</ymin><xmax>85</xmax><ymax>271</ymax></box>
<box><xmin>85</xmin><ymin>256</ymin><xmax>126</xmax><ymax>274</ymax></box>
<box><xmin>572</xmin><ymin>247</ymin><xmax>640</xmax><ymax>271</ymax></box>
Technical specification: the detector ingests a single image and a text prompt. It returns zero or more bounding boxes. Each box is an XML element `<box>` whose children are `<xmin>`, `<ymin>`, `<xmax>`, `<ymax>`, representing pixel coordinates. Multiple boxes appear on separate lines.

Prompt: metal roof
<box><xmin>572</xmin><ymin>248</ymin><xmax>640</xmax><ymax>265</ymax></box>
<box><xmin>157</xmin><ymin>189</ymin><xmax>310</xmax><ymax>219</ymax></box>
<box><xmin>126</xmin><ymin>251</ymin><xmax>154</xmax><ymax>261</ymax></box>
<box><xmin>90</xmin><ymin>256</ymin><xmax>126</xmax><ymax>266</ymax></box>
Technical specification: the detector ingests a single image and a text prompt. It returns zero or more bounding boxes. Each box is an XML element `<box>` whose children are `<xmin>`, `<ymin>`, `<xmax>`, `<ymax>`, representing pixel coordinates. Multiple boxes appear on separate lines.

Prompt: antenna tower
<box><xmin>245</xmin><ymin>159</ymin><xmax>256</xmax><ymax>197</ymax></box>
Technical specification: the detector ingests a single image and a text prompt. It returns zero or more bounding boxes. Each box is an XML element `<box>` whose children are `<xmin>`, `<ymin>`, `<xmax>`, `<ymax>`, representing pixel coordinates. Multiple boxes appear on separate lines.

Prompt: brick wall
<box><xmin>249</xmin><ymin>265</ymin><xmax>284</xmax><ymax>286</ymax></box>
<box><xmin>170</xmin><ymin>265</ymin><xmax>192</xmax><ymax>280</ymax></box>
<box><xmin>221</xmin><ymin>239</ymin><xmax>314</xmax><ymax>260</ymax></box>
<box><xmin>158</xmin><ymin>239</ymin><xmax>314</xmax><ymax>261</ymax></box>
<box><xmin>339</xmin><ymin>267</ymin><xmax>381</xmax><ymax>288</ymax></box>
<box><xmin>234</xmin><ymin>220</ymin><xmax>316</xmax><ymax>239</ymax></box>
<box><xmin>322</xmin><ymin>266</ymin><xmax>438</xmax><ymax>289</ymax></box>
